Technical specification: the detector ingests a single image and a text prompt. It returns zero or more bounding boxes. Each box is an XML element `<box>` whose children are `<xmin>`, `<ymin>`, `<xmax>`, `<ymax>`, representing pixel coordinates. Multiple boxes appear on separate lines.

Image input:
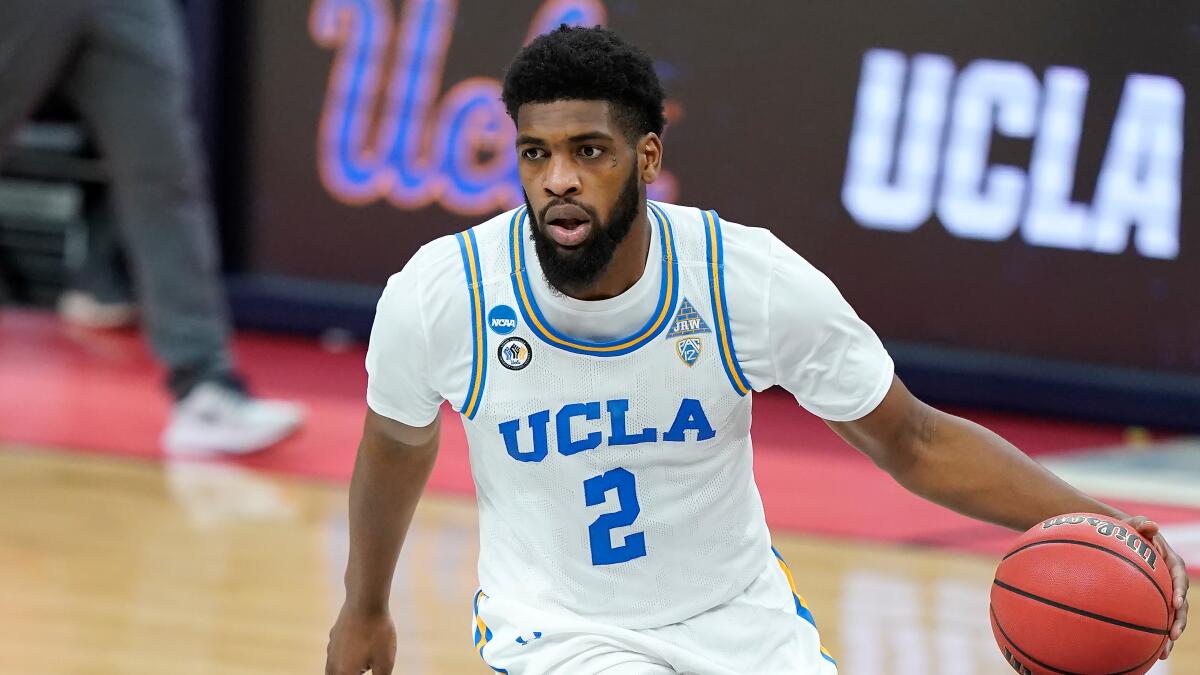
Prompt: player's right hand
<box><xmin>325</xmin><ymin>605</ymin><xmax>397</xmax><ymax>675</ymax></box>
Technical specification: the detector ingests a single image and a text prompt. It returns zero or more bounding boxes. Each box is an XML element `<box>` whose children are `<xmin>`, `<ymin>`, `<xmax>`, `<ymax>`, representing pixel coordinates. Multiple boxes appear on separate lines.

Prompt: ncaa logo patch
<box><xmin>498</xmin><ymin>337</ymin><xmax>532</xmax><ymax>370</ymax></box>
<box><xmin>487</xmin><ymin>305</ymin><xmax>518</xmax><ymax>335</ymax></box>
<box><xmin>676</xmin><ymin>337</ymin><xmax>702</xmax><ymax>367</ymax></box>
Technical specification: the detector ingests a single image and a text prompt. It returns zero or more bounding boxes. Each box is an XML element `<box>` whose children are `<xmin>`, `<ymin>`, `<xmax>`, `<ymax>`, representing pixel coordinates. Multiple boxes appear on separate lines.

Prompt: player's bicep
<box><xmin>364</xmin><ymin>407</ymin><xmax>440</xmax><ymax>450</ymax></box>
<box><xmin>824</xmin><ymin>375</ymin><xmax>932</xmax><ymax>473</ymax></box>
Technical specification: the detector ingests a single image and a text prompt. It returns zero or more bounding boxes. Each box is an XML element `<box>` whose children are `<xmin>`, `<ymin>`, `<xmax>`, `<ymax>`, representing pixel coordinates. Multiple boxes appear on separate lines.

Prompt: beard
<box><xmin>525</xmin><ymin>166</ymin><xmax>642</xmax><ymax>295</ymax></box>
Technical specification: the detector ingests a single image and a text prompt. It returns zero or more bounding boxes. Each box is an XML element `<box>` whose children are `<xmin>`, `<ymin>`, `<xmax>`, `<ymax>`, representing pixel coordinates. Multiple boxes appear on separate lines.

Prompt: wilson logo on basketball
<box><xmin>1001</xmin><ymin>647</ymin><xmax>1032</xmax><ymax>675</ymax></box>
<box><xmin>1042</xmin><ymin>515</ymin><xmax>1159</xmax><ymax>570</ymax></box>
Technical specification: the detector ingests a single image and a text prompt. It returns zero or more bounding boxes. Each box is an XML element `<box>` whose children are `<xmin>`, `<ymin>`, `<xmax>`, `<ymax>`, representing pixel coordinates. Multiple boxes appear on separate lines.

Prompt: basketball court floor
<box><xmin>1</xmin><ymin>310</ymin><xmax>1197</xmax><ymax>674</ymax></box>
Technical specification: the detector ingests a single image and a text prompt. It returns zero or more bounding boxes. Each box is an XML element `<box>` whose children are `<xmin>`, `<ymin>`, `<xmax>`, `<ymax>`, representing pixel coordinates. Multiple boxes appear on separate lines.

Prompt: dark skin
<box><xmin>516</xmin><ymin>100</ymin><xmax>662</xmax><ymax>301</ymax></box>
<box><xmin>325</xmin><ymin>100</ymin><xmax>1188</xmax><ymax>674</ymax></box>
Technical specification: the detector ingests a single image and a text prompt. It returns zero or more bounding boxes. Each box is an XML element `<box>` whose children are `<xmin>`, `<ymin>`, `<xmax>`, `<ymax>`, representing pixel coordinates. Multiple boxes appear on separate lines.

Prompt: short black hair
<box><xmin>502</xmin><ymin>25</ymin><xmax>666</xmax><ymax>141</ymax></box>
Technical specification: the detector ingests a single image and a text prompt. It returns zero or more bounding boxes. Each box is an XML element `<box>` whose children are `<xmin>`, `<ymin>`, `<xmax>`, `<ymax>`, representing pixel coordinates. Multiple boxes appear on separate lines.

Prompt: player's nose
<box><xmin>542</xmin><ymin>154</ymin><xmax>581</xmax><ymax>197</ymax></box>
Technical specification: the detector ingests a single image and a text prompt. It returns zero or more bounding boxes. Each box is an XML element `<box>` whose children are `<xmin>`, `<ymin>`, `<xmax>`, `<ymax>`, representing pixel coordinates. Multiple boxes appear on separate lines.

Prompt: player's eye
<box><xmin>578</xmin><ymin>145</ymin><xmax>604</xmax><ymax>159</ymax></box>
<box><xmin>521</xmin><ymin>148</ymin><xmax>546</xmax><ymax>161</ymax></box>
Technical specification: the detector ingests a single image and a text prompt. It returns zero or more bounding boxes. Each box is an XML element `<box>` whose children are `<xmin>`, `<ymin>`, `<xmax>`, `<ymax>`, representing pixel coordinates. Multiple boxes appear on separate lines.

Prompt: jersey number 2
<box><xmin>583</xmin><ymin>467</ymin><xmax>647</xmax><ymax>566</ymax></box>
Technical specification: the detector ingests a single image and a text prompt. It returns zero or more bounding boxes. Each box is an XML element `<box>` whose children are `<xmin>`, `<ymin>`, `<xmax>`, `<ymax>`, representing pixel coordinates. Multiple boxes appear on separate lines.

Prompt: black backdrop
<box><xmin>221</xmin><ymin>0</ymin><xmax>1200</xmax><ymax>426</ymax></box>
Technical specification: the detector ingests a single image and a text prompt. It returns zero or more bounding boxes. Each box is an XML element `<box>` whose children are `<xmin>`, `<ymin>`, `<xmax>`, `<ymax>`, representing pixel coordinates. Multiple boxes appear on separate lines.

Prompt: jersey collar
<box><xmin>508</xmin><ymin>201</ymin><xmax>679</xmax><ymax>356</ymax></box>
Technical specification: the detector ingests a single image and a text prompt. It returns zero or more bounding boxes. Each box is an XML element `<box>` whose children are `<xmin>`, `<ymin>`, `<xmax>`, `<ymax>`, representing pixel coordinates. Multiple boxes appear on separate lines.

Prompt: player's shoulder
<box><xmin>459</xmin><ymin>205</ymin><xmax>521</xmax><ymax>252</ymax></box>
<box><xmin>385</xmin><ymin>206</ymin><xmax>520</xmax><ymax>291</ymax></box>
<box><xmin>377</xmin><ymin>207</ymin><xmax>520</xmax><ymax>342</ymax></box>
<box><xmin>711</xmin><ymin>215</ymin><xmax>784</xmax><ymax>264</ymax></box>
<box><xmin>652</xmin><ymin>200</ymin><xmax>787</xmax><ymax>271</ymax></box>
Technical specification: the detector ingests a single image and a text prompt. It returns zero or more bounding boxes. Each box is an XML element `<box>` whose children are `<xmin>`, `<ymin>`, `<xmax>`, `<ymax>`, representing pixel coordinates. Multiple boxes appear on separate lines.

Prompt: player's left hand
<box><xmin>1124</xmin><ymin>516</ymin><xmax>1189</xmax><ymax>659</ymax></box>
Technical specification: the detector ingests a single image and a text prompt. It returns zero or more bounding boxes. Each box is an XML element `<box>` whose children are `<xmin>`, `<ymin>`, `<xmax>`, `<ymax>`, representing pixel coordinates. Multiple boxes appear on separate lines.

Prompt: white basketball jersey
<box><xmin>453</xmin><ymin>201</ymin><xmax>769</xmax><ymax>628</ymax></box>
<box><xmin>366</xmin><ymin>198</ymin><xmax>894</xmax><ymax>632</ymax></box>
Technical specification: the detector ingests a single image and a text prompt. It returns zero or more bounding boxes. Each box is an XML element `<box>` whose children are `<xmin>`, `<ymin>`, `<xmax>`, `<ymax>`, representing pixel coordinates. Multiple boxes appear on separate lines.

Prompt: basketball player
<box><xmin>326</xmin><ymin>26</ymin><xmax>1187</xmax><ymax>674</ymax></box>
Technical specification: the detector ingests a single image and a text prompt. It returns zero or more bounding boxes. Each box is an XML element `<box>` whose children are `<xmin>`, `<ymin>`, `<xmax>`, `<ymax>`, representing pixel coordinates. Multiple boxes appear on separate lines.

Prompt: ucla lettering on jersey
<box><xmin>450</xmin><ymin>201</ymin><xmax>769</xmax><ymax>629</ymax></box>
<box><xmin>497</xmin><ymin>397</ymin><xmax>717</xmax><ymax>462</ymax></box>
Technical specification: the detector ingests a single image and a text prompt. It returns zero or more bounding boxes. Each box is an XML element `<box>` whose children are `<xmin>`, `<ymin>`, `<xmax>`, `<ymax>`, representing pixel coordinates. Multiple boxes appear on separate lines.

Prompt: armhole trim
<box><xmin>456</xmin><ymin>229</ymin><xmax>488</xmax><ymax>419</ymax></box>
<box><xmin>703</xmin><ymin>210</ymin><xmax>751</xmax><ymax>396</ymax></box>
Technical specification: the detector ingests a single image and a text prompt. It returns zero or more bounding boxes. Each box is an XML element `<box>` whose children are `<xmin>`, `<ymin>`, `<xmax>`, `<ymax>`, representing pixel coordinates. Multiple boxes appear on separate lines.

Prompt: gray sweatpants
<box><xmin>0</xmin><ymin>0</ymin><xmax>235</xmax><ymax>397</ymax></box>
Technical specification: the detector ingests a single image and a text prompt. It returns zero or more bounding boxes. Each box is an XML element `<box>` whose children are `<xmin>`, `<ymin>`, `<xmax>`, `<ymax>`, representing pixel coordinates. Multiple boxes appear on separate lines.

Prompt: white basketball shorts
<box><xmin>468</xmin><ymin>549</ymin><xmax>839</xmax><ymax>674</ymax></box>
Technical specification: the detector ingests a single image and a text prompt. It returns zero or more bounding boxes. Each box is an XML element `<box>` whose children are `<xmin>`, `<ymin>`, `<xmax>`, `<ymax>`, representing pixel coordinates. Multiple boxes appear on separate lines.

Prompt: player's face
<box><xmin>515</xmin><ymin>100</ymin><xmax>652</xmax><ymax>293</ymax></box>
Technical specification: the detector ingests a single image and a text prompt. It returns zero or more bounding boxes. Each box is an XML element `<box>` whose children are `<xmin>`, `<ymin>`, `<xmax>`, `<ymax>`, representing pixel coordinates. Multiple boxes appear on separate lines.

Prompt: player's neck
<box><xmin>561</xmin><ymin>210</ymin><xmax>652</xmax><ymax>302</ymax></box>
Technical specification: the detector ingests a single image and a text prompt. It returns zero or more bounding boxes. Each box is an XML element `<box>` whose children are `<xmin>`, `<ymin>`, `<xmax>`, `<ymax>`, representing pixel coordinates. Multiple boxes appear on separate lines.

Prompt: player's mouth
<box><xmin>543</xmin><ymin>204</ymin><xmax>593</xmax><ymax>248</ymax></box>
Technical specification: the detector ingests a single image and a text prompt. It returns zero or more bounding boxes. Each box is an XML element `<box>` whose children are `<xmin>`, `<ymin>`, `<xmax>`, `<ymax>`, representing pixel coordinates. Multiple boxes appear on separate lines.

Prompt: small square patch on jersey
<box><xmin>665</xmin><ymin>297</ymin><xmax>712</xmax><ymax>338</ymax></box>
<box><xmin>676</xmin><ymin>337</ymin><xmax>702</xmax><ymax>366</ymax></box>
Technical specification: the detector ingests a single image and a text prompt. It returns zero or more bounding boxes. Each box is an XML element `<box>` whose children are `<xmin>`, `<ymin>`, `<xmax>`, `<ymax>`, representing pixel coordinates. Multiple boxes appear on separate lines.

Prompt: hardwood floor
<box><xmin>0</xmin><ymin>446</ymin><xmax>1193</xmax><ymax>674</ymax></box>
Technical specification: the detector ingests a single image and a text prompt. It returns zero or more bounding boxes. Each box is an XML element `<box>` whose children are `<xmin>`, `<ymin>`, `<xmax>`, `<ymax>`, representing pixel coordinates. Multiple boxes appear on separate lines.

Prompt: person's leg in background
<box><xmin>62</xmin><ymin>0</ymin><xmax>303</xmax><ymax>453</ymax></box>
<box><xmin>58</xmin><ymin>197</ymin><xmax>141</xmax><ymax>329</ymax></box>
<box><xmin>0</xmin><ymin>3</ymin><xmax>122</xmax><ymax>313</ymax></box>
<box><xmin>0</xmin><ymin>1</ymin><xmax>132</xmax><ymax>323</ymax></box>
<box><xmin>0</xmin><ymin>1</ymin><xmax>86</xmax><ymax>156</ymax></box>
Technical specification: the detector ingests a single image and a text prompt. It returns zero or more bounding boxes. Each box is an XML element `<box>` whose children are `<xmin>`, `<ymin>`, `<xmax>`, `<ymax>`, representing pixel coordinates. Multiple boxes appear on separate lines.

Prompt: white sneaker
<box><xmin>162</xmin><ymin>382</ymin><xmax>305</xmax><ymax>455</ymax></box>
<box><xmin>58</xmin><ymin>290</ymin><xmax>138</xmax><ymax>329</ymax></box>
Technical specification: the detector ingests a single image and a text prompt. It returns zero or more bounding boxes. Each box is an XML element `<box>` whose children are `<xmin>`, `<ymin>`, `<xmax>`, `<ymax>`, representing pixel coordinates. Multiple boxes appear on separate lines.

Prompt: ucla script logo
<box><xmin>309</xmin><ymin>0</ymin><xmax>680</xmax><ymax>216</ymax></box>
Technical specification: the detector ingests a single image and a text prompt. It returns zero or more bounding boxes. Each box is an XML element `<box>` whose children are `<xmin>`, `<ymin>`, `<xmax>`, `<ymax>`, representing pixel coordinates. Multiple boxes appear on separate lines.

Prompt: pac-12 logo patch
<box><xmin>666</xmin><ymin>297</ymin><xmax>711</xmax><ymax>338</ymax></box>
<box><xmin>498</xmin><ymin>337</ymin><xmax>532</xmax><ymax>370</ymax></box>
<box><xmin>676</xmin><ymin>337</ymin><xmax>702</xmax><ymax>366</ymax></box>
<box><xmin>487</xmin><ymin>305</ymin><xmax>518</xmax><ymax>335</ymax></box>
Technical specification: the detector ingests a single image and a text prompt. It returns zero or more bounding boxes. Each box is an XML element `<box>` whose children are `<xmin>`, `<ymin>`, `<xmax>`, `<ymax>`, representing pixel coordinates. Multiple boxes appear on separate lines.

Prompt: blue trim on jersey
<box><xmin>703</xmin><ymin>210</ymin><xmax>752</xmax><ymax>395</ymax></box>
<box><xmin>456</xmin><ymin>230</ymin><xmax>487</xmax><ymax>419</ymax></box>
<box><xmin>793</xmin><ymin>596</ymin><xmax>819</xmax><ymax>631</ymax></box>
<box><xmin>772</xmin><ymin>546</ymin><xmax>837</xmax><ymax>666</ymax></box>
<box><xmin>508</xmin><ymin>201</ymin><xmax>679</xmax><ymax>357</ymax></box>
<box><xmin>467</xmin><ymin>228</ymin><xmax>489</xmax><ymax>417</ymax></box>
<box><xmin>472</xmin><ymin>589</ymin><xmax>508</xmax><ymax>673</ymax></box>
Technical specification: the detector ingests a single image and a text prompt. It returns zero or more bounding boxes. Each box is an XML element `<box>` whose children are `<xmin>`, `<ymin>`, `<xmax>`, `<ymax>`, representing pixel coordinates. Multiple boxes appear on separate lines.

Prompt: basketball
<box><xmin>990</xmin><ymin>513</ymin><xmax>1176</xmax><ymax>674</ymax></box>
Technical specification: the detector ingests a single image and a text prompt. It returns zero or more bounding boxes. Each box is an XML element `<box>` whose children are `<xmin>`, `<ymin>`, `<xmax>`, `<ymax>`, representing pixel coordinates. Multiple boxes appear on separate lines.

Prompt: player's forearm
<box><xmin>343</xmin><ymin>422</ymin><xmax>439</xmax><ymax>614</ymax></box>
<box><xmin>890</xmin><ymin>410</ymin><xmax>1126</xmax><ymax>531</ymax></box>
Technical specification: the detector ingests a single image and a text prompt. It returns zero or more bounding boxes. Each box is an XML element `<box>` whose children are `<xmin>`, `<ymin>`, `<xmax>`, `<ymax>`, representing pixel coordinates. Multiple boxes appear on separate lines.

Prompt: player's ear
<box><xmin>637</xmin><ymin>132</ymin><xmax>662</xmax><ymax>184</ymax></box>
